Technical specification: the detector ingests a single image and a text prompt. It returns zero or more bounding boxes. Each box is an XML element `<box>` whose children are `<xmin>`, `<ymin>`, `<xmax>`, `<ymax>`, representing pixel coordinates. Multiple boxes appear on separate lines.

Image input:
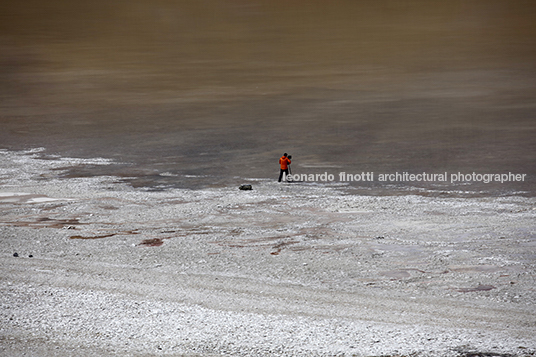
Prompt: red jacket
<box><xmin>279</xmin><ymin>156</ymin><xmax>291</xmax><ymax>170</ymax></box>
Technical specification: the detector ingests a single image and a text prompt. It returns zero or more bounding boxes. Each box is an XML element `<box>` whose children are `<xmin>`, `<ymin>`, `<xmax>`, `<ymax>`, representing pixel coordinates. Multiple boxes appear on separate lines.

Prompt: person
<box><xmin>278</xmin><ymin>153</ymin><xmax>291</xmax><ymax>182</ymax></box>
<box><xmin>287</xmin><ymin>155</ymin><xmax>292</xmax><ymax>175</ymax></box>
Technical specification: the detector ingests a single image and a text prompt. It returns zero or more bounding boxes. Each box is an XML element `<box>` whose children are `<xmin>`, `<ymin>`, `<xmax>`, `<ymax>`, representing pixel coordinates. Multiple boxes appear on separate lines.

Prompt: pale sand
<box><xmin>1</xmin><ymin>149</ymin><xmax>535</xmax><ymax>356</ymax></box>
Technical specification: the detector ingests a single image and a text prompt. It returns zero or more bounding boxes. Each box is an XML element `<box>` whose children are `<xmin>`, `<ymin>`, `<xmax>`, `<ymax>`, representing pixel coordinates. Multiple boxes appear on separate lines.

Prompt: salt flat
<box><xmin>1</xmin><ymin>150</ymin><xmax>535</xmax><ymax>356</ymax></box>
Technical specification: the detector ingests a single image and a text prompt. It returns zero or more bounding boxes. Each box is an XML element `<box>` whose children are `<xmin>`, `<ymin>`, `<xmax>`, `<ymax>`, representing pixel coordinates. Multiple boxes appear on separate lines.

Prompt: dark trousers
<box><xmin>278</xmin><ymin>169</ymin><xmax>289</xmax><ymax>182</ymax></box>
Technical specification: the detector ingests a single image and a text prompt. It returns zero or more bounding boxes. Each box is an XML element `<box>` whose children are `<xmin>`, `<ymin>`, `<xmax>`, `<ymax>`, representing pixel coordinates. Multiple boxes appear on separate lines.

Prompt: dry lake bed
<box><xmin>1</xmin><ymin>149</ymin><xmax>535</xmax><ymax>357</ymax></box>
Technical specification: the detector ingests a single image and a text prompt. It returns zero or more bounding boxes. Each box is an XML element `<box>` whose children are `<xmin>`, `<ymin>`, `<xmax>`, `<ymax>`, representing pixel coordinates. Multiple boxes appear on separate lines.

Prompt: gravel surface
<box><xmin>1</xmin><ymin>149</ymin><xmax>535</xmax><ymax>356</ymax></box>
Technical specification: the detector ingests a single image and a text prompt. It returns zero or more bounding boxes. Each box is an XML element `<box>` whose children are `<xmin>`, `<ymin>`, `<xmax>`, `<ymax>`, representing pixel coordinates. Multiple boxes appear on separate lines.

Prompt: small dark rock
<box><xmin>239</xmin><ymin>184</ymin><xmax>252</xmax><ymax>190</ymax></box>
<box><xmin>29</xmin><ymin>254</ymin><xmax>33</xmax><ymax>258</ymax></box>
<box><xmin>13</xmin><ymin>252</ymin><xmax>18</xmax><ymax>257</ymax></box>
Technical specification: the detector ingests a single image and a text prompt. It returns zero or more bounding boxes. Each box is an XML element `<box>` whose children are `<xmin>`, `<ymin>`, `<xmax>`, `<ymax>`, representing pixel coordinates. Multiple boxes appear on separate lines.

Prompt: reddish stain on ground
<box><xmin>70</xmin><ymin>233</ymin><xmax>116</xmax><ymax>239</ymax></box>
<box><xmin>139</xmin><ymin>238</ymin><xmax>164</xmax><ymax>247</ymax></box>
<box><xmin>70</xmin><ymin>230</ymin><xmax>138</xmax><ymax>240</ymax></box>
<box><xmin>8</xmin><ymin>217</ymin><xmax>82</xmax><ymax>229</ymax></box>
<box><xmin>457</xmin><ymin>284</ymin><xmax>496</xmax><ymax>293</ymax></box>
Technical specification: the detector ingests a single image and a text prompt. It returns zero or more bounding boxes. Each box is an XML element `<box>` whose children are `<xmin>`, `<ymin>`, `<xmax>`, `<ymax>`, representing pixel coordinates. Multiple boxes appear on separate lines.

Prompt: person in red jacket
<box><xmin>278</xmin><ymin>153</ymin><xmax>291</xmax><ymax>182</ymax></box>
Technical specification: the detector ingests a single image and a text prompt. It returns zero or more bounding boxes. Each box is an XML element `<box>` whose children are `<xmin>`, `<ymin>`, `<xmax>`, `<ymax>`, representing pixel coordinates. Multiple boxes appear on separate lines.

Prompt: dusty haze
<box><xmin>1</xmin><ymin>0</ymin><xmax>535</xmax><ymax>193</ymax></box>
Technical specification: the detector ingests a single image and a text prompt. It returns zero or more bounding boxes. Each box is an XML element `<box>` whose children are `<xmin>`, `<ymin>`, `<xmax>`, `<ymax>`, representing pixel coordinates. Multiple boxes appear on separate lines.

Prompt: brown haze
<box><xmin>1</xmin><ymin>0</ymin><xmax>535</xmax><ymax>193</ymax></box>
